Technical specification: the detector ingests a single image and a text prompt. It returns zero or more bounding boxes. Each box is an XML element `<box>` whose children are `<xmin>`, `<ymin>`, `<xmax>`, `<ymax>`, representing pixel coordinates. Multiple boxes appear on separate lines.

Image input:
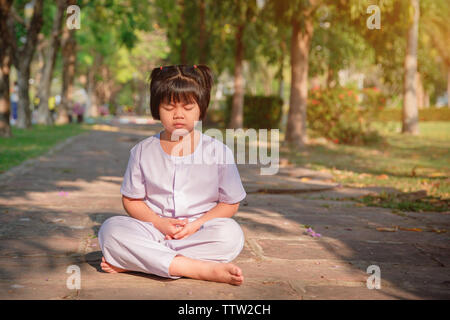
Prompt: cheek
<box><xmin>192</xmin><ymin>107</ymin><xmax>201</xmax><ymax>119</ymax></box>
<box><xmin>159</xmin><ymin>109</ymin><xmax>171</xmax><ymax>122</ymax></box>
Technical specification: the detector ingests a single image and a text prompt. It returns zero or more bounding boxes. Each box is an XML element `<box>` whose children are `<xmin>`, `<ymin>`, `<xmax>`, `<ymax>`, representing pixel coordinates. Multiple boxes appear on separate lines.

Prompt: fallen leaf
<box><xmin>376</xmin><ymin>174</ymin><xmax>389</xmax><ymax>180</ymax></box>
<box><xmin>376</xmin><ymin>226</ymin><xmax>398</xmax><ymax>232</ymax></box>
<box><xmin>431</xmin><ymin>229</ymin><xmax>447</xmax><ymax>234</ymax></box>
<box><xmin>398</xmin><ymin>227</ymin><xmax>423</xmax><ymax>232</ymax></box>
<box><xmin>428</xmin><ymin>172</ymin><xmax>446</xmax><ymax>178</ymax></box>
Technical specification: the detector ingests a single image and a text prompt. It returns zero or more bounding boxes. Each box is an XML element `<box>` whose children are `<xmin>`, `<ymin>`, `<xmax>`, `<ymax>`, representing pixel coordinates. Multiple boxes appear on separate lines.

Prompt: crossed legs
<box><xmin>98</xmin><ymin>216</ymin><xmax>245</xmax><ymax>285</ymax></box>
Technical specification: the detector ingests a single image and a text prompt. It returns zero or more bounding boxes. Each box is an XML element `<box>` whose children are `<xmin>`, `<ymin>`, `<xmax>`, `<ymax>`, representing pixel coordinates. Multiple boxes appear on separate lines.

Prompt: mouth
<box><xmin>174</xmin><ymin>123</ymin><xmax>185</xmax><ymax>127</ymax></box>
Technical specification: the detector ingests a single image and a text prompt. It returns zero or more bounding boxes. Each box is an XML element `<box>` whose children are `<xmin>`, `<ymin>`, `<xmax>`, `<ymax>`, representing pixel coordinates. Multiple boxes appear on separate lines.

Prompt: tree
<box><xmin>420</xmin><ymin>0</ymin><xmax>450</xmax><ymax>107</ymax></box>
<box><xmin>36</xmin><ymin>0</ymin><xmax>66</xmax><ymax>125</ymax></box>
<box><xmin>208</xmin><ymin>0</ymin><xmax>259</xmax><ymax>129</ymax></box>
<box><xmin>8</xmin><ymin>0</ymin><xmax>44</xmax><ymax>129</ymax></box>
<box><xmin>0</xmin><ymin>0</ymin><xmax>13</xmax><ymax>137</ymax></box>
<box><xmin>402</xmin><ymin>0</ymin><xmax>420</xmax><ymax>134</ymax></box>
<box><xmin>266</xmin><ymin>0</ymin><xmax>322</xmax><ymax>148</ymax></box>
<box><xmin>76</xmin><ymin>0</ymin><xmax>154</xmax><ymax>117</ymax></box>
<box><xmin>56</xmin><ymin>0</ymin><xmax>77</xmax><ymax>124</ymax></box>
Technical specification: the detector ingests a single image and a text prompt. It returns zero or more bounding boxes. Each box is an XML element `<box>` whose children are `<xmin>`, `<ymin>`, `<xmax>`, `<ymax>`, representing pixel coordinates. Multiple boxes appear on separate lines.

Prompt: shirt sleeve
<box><xmin>120</xmin><ymin>144</ymin><xmax>146</xmax><ymax>199</ymax></box>
<box><xmin>218</xmin><ymin>146</ymin><xmax>247</xmax><ymax>204</ymax></box>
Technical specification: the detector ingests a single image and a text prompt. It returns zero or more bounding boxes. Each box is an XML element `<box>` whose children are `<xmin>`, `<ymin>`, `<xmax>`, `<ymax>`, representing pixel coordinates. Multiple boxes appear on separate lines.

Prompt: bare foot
<box><xmin>208</xmin><ymin>262</ymin><xmax>244</xmax><ymax>286</ymax></box>
<box><xmin>100</xmin><ymin>257</ymin><xmax>128</xmax><ymax>273</ymax></box>
<box><xmin>169</xmin><ymin>256</ymin><xmax>244</xmax><ymax>285</ymax></box>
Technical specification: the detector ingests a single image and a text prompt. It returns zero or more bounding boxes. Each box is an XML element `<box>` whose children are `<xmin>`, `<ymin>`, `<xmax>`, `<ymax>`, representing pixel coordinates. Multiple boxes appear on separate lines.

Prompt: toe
<box><xmin>229</xmin><ymin>265</ymin><xmax>242</xmax><ymax>276</ymax></box>
<box><xmin>230</xmin><ymin>276</ymin><xmax>243</xmax><ymax>285</ymax></box>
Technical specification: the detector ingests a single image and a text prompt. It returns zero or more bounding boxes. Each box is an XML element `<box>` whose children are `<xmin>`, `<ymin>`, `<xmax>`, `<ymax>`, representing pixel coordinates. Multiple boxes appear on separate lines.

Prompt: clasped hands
<box><xmin>155</xmin><ymin>216</ymin><xmax>202</xmax><ymax>240</ymax></box>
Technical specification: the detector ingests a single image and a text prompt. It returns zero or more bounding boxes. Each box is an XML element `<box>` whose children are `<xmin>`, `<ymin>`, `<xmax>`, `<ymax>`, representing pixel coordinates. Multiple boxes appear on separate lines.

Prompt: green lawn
<box><xmin>0</xmin><ymin>123</ymin><xmax>91</xmax><ymax>174</ymax></box>
<box><xmin>280</xmin><ymin>121</ymin><xmax>449</xmax><ymax>211</ymax></box>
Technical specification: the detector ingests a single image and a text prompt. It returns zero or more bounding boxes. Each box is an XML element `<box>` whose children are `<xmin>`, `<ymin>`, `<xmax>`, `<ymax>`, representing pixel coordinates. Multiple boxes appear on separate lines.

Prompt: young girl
<box><xmin>98</xmin><ymin>64</ymin><xmax>247</xmax><ymax>286</ymax></box>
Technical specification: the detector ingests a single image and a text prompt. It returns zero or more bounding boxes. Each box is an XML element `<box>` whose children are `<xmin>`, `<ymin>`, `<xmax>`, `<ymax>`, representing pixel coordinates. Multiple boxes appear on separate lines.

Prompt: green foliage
<box><xmin>281</xmin><ymin>121</ymin><xmax>450</xmax><ymax>200</ymax></box>
<box><xmin>224</xmin><ymin>95</ymin><xmax>283</xmax><ymax>129</ymax></box>
<box><xmin>356</xmin><ymin>193</ymin><xmax>449</xmax><ymax>213</ymax></box>
<box><xmin>0</xmin><ymin>124</ymin><xmax>89</xmax><ymax>174</ymax></box>
<box><xmin>306</xmin><ymin>86</ymin><xmax>385</xmax><ymax>145</ymax></box>
<box><xmin>309</xmin><ymin>4</ymin><xmax>375</xmax><ymax>79</ymax></box>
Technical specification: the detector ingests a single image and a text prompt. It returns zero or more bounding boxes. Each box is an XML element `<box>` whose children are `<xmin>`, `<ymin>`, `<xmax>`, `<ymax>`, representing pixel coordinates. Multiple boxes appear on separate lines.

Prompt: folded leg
<box><xmin>98</xmin><ymin>215</ymin><xmax>181</xmax><ymax>279</ymax></box>
<box><xmin>165</xmin><ymin>217</ymin><xmax>245</xmax><ymax>263</ymax></box>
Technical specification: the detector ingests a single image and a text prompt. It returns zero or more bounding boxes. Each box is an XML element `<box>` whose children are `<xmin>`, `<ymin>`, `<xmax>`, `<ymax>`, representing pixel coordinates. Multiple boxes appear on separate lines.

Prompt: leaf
<box><xmin>376</xmin><ymin>226</ymin><xmax>398</xmax><ymax>232</ymax></box>
<box><xmin>431</xmin><ymin>229</ymin><xmax>447</xmax><ymax>234</ymax></box>
<box><xmin>398</xmin><ymin>227</ymin><xmax>423</xmax><ymax>232</ymax></box>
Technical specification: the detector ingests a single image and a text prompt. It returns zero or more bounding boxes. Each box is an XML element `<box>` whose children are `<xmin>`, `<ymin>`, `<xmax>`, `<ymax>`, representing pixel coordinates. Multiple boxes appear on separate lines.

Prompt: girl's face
<box><xmin>159</xmin><ymin>99</ymin><xmax>201</xmax><ymax>137</ymax></box>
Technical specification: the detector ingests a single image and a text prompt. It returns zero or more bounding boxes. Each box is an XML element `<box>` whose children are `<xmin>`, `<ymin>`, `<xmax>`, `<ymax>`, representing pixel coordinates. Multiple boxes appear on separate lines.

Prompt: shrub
<box><xmin>224</xmin><ymin>95</ymin><xmax>283</xmax><ymax>129</ymax></box>
<box><xmin>307</xmin><ymin>86</ymin><xmax>384</xmax><ymax>145</ymax></box>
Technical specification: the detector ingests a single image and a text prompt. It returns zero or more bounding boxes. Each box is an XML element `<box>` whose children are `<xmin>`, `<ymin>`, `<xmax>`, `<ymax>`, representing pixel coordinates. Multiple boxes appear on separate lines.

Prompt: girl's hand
<box><xmin>170</xmin><ymin>220</ymin><xmax>202</xmax><ymax>240</ymax></box>
<box><xmin>155</xmin><ymin>217</ymin><xmax>188</xmax><ymax>239</ymax></box>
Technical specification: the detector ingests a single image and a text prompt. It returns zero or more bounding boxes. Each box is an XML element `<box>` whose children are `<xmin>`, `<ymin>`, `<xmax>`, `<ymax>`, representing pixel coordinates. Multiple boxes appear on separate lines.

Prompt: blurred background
<box><xmin>0</xmin><ymin>0</ymin><xmax>449</xmax><ymax>206</ymax></box>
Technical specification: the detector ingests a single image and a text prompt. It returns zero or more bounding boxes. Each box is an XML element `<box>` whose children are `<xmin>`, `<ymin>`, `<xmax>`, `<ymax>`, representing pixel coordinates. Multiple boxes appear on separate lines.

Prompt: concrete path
<box><xmin>0</xmin><ymin>122</ymin><xmax>449</xmax><ymax>299</ymax></box>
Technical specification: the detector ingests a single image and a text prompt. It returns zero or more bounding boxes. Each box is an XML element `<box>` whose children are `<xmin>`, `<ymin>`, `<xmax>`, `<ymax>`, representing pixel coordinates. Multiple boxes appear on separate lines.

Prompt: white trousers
<box><xmin>98</xmin><ymin>215</ymin><xmax>245</xmax><ymax>279</ymax></box>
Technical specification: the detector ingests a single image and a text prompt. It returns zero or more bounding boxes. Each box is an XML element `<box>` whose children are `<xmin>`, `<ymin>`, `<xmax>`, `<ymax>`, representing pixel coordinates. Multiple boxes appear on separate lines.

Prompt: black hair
<box><xmin>149</xmin><ymin>64</ymin><xmax>214</xmax><ymax>121</ymax></box>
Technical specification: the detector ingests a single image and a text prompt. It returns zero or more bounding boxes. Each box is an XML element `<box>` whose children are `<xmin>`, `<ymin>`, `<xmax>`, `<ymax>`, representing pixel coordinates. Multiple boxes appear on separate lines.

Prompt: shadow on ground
<box><xmin>0</xmin><ymin>122</ymin><xmax>448</xmax><ymax>299</ymax></box>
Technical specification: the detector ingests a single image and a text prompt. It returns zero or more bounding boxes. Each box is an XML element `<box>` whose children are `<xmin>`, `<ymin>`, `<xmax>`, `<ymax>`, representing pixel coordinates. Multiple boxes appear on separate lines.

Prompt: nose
<box><xmin>173</xmin><ymin>106</ymin><xmax>184</xmax><ymax>119</ymax></box>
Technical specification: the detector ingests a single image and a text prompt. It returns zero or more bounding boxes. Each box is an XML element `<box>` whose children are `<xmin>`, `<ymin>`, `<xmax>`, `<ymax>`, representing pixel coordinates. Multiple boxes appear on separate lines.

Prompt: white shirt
<box><xmin>120</xmin><ymin>130</ymin><xmax>247</xmax><ymax>220</ymax></box>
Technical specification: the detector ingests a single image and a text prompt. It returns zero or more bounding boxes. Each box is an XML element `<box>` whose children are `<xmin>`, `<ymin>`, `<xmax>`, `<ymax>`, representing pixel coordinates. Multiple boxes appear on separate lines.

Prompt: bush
<box><xmin>307</xmin><ymin>86</ymin><xmax>384</xmax><ymax>145</ymax></box>
<box><xmin>224</xmin><ymin>95</ymin><xmax>283</xmax><ymax>129</ymax></box>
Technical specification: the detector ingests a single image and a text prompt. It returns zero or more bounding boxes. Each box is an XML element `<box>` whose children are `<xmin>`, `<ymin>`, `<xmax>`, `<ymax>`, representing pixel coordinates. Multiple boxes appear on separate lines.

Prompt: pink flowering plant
<box><xmin>307</xmin><ymin>86</ymin><xmax>384</xmax><ymax>145</ymax></box>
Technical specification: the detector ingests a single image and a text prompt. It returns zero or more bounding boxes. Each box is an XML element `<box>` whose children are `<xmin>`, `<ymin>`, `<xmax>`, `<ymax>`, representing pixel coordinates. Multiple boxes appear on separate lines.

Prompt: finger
<box><xmin>173</xmin><ymin>229</ymin><xmax>187</xmax><ymax>239</ymax></box>
<box><xmin>170</xmin><ymin>219</ymin><xmax>187</xmax><ymax>226</ymax></box>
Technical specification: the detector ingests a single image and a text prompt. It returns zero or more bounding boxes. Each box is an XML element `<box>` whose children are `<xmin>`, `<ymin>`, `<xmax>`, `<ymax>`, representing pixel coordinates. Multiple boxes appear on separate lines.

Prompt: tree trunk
<box><xmin>0</xmin><ymin>54</ymin><xmax>11</xmax><ymax>137</ymax></box>
<box><xmin>416</xmin><ymin>71</ymin><xmax>424</xmax><ymax>109</ymax></box>
<box><xmin>198</xmin><ymin>0</ymin><xmax>207</xmax><ymax>64</ymax></box>
<box><xmin>34</xmin><ymin>34</ymin><xmax>47</xmax><ymax>100</ymax></box>
<box><xmin>278</xmin><ymin>37</ymin><xmax>286</xmax><ymax>100</ymax></box>
<box><xmin>402</xmin><ymin>0</ymin><xmax>420</xmax><ymax>134</ymax></box>
<box><xmin>285</xmin><ymin>14</ymin><xmax>314</xmax><ymax>148</ymax></box>
<box><xmin>12</xmin><ymin>0</ymin><xmax>44</xmax><ymax>129</ymax></box>
<box><xmin>56</xmin><ymin>10</ymin><xmax>77</xmax><ymax>125</ymax></box>
<box><xmin>448</xmin><ymin>66</ymin><xmax>450</xmax><ymax>108</ymax></box>
<box><xmin>86</xmin><ymin>53</ymin><xmax>101</xmax><ymax>118</ymax></box>
<box><xmin>16</xmin><ymin>65</ymin><xmax>32</xmax><ymax>128</ymax></box>
<box><xmin>135</xmin><ymin>81</ymin><xmax>147</xmax><ymax>116</ymax></box>
<box><xmin>229</xmin><ymin>24</ymin><xmax>245</xmax><ymax>129</ymax></box>
<box><xmin>0</xmin><ymin>0</ymin><xmax>13</xmax><ymax>137</ymax></box>
<box><xmin>178</xmin><ymin>0</ymin><xmax>187</xmax><ymax>64</ymax></box>
<box><xmin>36</xmin><ymin>0</ymin><xmax>65</xmax><ymax>125</ymax></box>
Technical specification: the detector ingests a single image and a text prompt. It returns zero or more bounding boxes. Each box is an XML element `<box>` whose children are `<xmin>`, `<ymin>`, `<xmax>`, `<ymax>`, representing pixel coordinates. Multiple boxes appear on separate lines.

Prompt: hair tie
<box><xmin>193</xmin><ymin>65</ymin><xmax>197</xmax><ymax>68</ymax></box>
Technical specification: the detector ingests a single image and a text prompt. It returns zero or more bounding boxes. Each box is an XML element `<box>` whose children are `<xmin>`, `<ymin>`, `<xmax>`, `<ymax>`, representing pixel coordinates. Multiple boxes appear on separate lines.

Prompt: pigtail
<box><xmin>150</xmin><ymin>66</ymin><xmax>163</xmax><ymax>81</ymax></box>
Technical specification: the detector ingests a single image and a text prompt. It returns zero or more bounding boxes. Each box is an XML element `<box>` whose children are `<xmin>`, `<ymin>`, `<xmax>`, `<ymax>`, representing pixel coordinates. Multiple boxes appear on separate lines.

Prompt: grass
<box><xmin>0</xmin><ymin>123</ymin><xmax>91</xmax><ymax>174</ymax></box>
<box><xmin>279</xmin><ymin>121</ymin><xmax>450</xmax><ymax>212</ymax></box>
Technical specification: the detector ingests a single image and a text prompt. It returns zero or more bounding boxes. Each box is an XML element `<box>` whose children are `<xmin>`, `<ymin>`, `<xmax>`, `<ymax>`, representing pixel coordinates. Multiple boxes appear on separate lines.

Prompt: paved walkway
<box><xmin>0</xmin><ymin>122</ymin><xmax>449</xmax><ymax>299</ymax></box>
